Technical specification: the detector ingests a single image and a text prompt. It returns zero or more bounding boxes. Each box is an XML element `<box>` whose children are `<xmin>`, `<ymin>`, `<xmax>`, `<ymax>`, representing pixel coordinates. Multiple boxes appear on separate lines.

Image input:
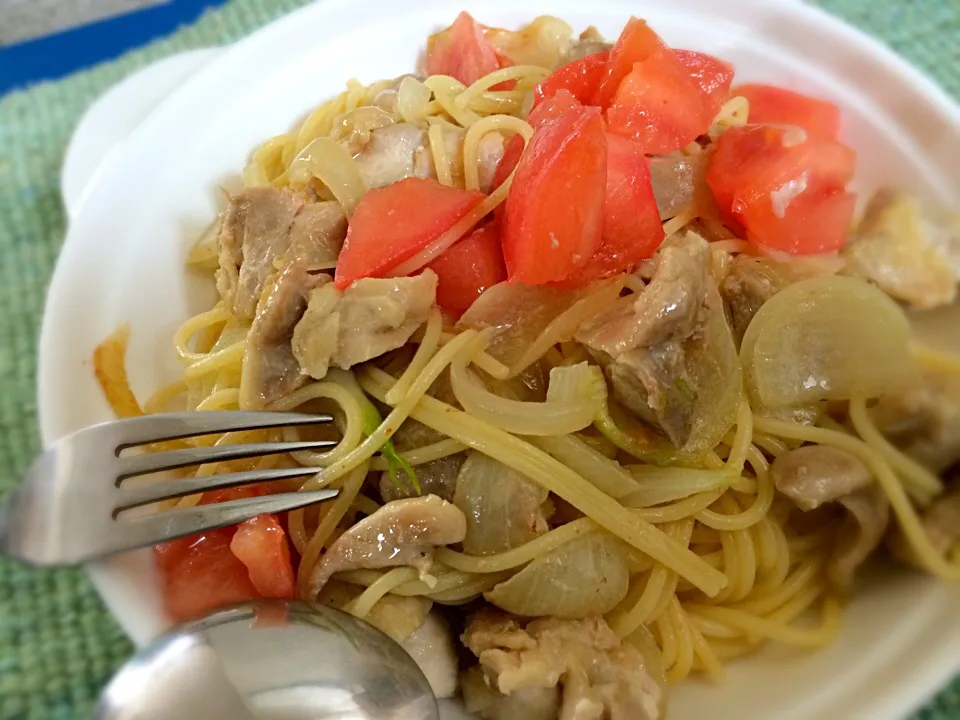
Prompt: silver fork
<box><xmin>1</xmin><ymin>411</ymin><xmax>339</xmax><ymax>566</ymax></box>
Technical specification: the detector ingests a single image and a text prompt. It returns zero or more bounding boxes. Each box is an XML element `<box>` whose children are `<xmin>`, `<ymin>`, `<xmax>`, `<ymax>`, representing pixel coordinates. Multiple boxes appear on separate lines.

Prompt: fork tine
<box><xmin>122</xmin><ymin>489</ymin><xmax>340</xmax><ymax>547</ymax></box>
<box><xmin>111</xmin><ymin>411</ymin><xmax>333</xmax><ymax>448</ymax></box>
<box><xmin>114</xmin><ymin>465</ymin><xmax>324</xmax><ymax>511</ymax></box>
<box><xmin>117</xmin><ymin>440</ymin><xmax>337</xmax><ymax>479</ymax></box>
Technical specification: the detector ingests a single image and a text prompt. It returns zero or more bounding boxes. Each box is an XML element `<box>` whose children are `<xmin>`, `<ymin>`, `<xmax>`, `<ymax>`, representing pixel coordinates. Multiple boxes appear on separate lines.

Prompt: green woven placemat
<box><xmin>0</xmin><ymin>1</ymin><xmax>957</xmax><ymax>718</ymax></box>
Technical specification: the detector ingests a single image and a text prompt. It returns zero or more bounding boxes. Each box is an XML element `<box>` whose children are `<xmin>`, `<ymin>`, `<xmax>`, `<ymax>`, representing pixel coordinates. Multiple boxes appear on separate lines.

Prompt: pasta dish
<box><xmin>93</xmin><ymin>13</ymin><xmax>960</xmax><ymax>719</ymax></box>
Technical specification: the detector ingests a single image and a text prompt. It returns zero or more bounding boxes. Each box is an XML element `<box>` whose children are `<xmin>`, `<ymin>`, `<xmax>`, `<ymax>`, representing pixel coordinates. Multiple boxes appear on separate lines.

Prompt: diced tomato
<box><xmin>675</xmin><ymin>50</ymin><xmax>735</xmax><ymax>122</ymax></box>
<box><xmin>230</xmin><ymin>514</ymin><xmax>296</xmax><ymax>599</ymax></box>
<box><xmin>579</xmin><ymin>134</ymin><xmax>664</xmax><ymax>281</ymax></box>
<box><xmin>155</xmin><ymin>529</ymin><xmax>260</xmax><ymax>622</ymax></box>
<box><xmin>427</xmin><ymin>12</ymin><xmax>502</xmax><ymax>87</ymax></box>
<box><xmin>734</xmin><ymin>84</ymin><xmax>841</xmax><ymax>140</ymax></box>
<box><xmin>335</xmin><ymin>178</ymin><xmax>485</xmax><ymax>288</ymax></box>
<box><xmin>707</xmin><ymin>124</ymin><xmax>856</xmax><ymax>254</ymax></box>
<box><xmin>591</xmin><ymin>18</ymin><xmax>664</xmax><ymax>109</ymax></box>
<box><xmin>527</xmin><ymin>89</ymin><xmax>583</xmax><ymax>130</ymax></box>
<box><xmin>533</xmin><ymin>52</ymin><xmax>609</xmax><ymax>108</ymax></box>
<box><xmin>597</xmin><ymin>21</ymin><xmax>711</xmax><ymax>154</ymax></box>
<box><xmin>427</xmin><ymin>223</ymin><xmax>506</xmax><ymax>315</ymax></box>
<box><xmin>606</xmin><ymin>57</ymin><xmax>709</xmax><ymax>155</ymax></box>
<box><xmin>502</xmin><ymin>106</ymin><xmax>607</xmax><ymax>284</ymax></box>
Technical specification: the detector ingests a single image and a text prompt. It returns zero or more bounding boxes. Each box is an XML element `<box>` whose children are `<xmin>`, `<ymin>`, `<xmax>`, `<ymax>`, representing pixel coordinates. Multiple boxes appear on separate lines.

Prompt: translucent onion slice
<box><xmin>450</xmin><ymin>359</ymin><xmax>602</xmax><ymax>436</ymax></box>
<box><xmin>485</xmin><ymin>533</ymin><xmax>630</xmax><ymax>619</ymax></box>
<box><xmin>453</xmin><ymin>451</ymin><xmax>549</xmax><ymax>556</ymax></box>
<box><xmin>622</xmin><ymin>467</ymin><xmax>739</xmax><ymax>507</ymax></box>
<box><xmin>740</xmin><ymin>275</ymin><xmax>917</xmax><ymax>408</ymax></box>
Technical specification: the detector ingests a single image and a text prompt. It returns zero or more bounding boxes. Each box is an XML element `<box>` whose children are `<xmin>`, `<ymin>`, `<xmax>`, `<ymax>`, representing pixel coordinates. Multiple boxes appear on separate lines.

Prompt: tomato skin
<box><xmin>707</xmin><ymin>124</ymin><xmax>856</xmax><ymax>254</ymax></box>
<box><xmin>581</xmin><ymin>133</ymin><xmax>664</xmax><ymax>280</ymax></box>
<box><xmin>533</xmin><ymin>52</ymin><xmax>610</xmax><ymax>108</ymax></box>
<box><xmin>735</xmin><ymin>84</ymin><xmax>841</xmax><ymax>139</ymax></box>
<box><xmin>427</xmin><ymin>12</ymin><xmax>502</xmax><ymax>86</ymax></box>
<box><xmin>502</xmin><ymin>106</ymin><xmax>607</xmax><ymax>284</ymax></box>
<box><xmin>427</xmin><ymin>223</ymin><xmax>506</xmax><ymax>315</ymax></box>
<box><xmin>230</xmin><ymin>514</ymin><xmax>296</xmax><ymax>599</ymax></box>
<box><xmin>335</xmin><ymin>178</ymin><xmax>485</xmax><ymax>289</ymax></box>
<box><xmin>156</xmin><ymin>529</ymin><xmax>260</xmax><ymax>623</ymax></box>
<box><xmin>674</xmin><ymin>50</ymin><xmax>735</xmax><ymax>122</ymax></box>
<box><xmin>591</xmin><ymin>18</ymin><xmax>663</xmax><ymax>109</ymax></box>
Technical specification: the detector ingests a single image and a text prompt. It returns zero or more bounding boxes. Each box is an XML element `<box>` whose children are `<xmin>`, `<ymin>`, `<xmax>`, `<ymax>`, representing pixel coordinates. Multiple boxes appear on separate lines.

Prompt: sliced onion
<box><xmin>621</xmin><ymin>467</ymin><xmax>738</xmax><ymax>507</ymax></box>
<box><xmin>450</xmin><ymin>359</ymin><xmax>600</xmax><ymax>436</ymax></box>
<box><xmin>457</xmin><ymin>277</ymin><xmax>626</xmax><ymax>374</ymax></box>
<box><xmin>453</xmin><ymin>450</ymin><xmax>548</xmax><ymax>555</ymax></box>
<box><xmin>530</xmin><ymin>434</ymin><xmax>639</xmax><ymax>499</ymax></box>
<box><xmin>741</xmin><ymin>275</ymin><xmax>917</xmax><ymax>408</ymax></box>
<box><xmin>485</xmin><ymin>533</ymin><xmax>630</xmax><ymax>618</ymax></box>
<box><xmin>681</xmin><ymin>282</ymin><xmax>743</xmax><ymax>453</ymax></box>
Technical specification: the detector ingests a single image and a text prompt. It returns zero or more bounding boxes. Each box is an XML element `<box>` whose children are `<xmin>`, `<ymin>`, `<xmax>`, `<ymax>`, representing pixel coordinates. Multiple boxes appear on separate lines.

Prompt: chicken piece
<box><xmin>559</xmin><ymin>27</ymin><xmax>611</xmax><ymax>65</ymax></box>
<box><xmin>463</xmin><ymin>666</ymin><xmax>560</xmax><ymax>720</ymax></box>
<box><xmin>843</xmin><ymin>189</ymin><xmax>960</xmax><ymax>309</ymax></box>
<box><xmin>317</xmin><ymin>580</ymin><xmax>432</xmax><ymax>644</ymax></box>
<box><xmin>771</xmin><ymin>445</ymin><xmax>874</xmax><ymax>511</ymax></box>
<box><xmin>238</xmin><ymin>264</ymin><xmax>328</xmax><ymax>409</ymax></box>
<box><xmin>401</xmin><ymin>612</ymin><xmax>460</xmax><ymax>699</ymax></box>
<box><xmin>576</xmin><ymin>234</ymin><xmax>709</xmax><ymax>355</ymax></box>
<box><xmin>353</xmin><ymin>123</ymin><xmax>433</xmax><ymax>189</ymax></box>
<box><xmin>606</xmin><ymin>340</ymin><xmax>693</xmax><ymax>445</ymax></box>
<box><xmin>890</xmin><ymin>477</ymin><xmax>960</xmax><ymax>567</ymax></box>
<box><xmin>216</xmin><ymin>187</ymin><xmax>303</xmax><ymax>318</ymax></box>
<box><xmin>215</xmin><ymin>187</ymin><xmax>348</xmax><ymax>319</ymax></box>
<box><xmin>771</xmin><ymin>445</ymin><xmax>889</xmax><ymax>589</ymax></box>
<box><xmin>379</xmin><ymin>453</ymin><xmax>465</xmax><ymax>504</ymax></box>
<box><xmin>292</xmin><ymin>270</ymin><xmax>438</xmax><ymax>380</ymax></box>
<box><xmin>575</xmin><ymin>234</ymin><xmax>713</xmax><ymax>447</ymax></box>
<box><xmin>286</xmin><ymin>201</ymin><xmax>347</xmax><ymax>270</ymax></box>
<box><xmin>870</xmin><ymin>369</ymin><xmax>960</xmax><ymax>474</ymax></box>
<box><xmin>308</xmin><ymin>494</ymin><xmax>467</xmax><ymax>596</ymax></box>
<box><xmin>462</xmin><ymin>610</ymin><xmax>665</xmax><ymax>720</ymax></box>
<box><xmin>721</xmin><ymin>255</ymin><xmax>792</xmax><ymax>341</ymax></box>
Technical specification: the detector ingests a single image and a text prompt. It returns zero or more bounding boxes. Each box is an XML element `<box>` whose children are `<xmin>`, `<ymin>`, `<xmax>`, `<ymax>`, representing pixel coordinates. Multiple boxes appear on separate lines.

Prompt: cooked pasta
<box><xmin>94</xmin><ymin>11</ymin><xmax>960</xmax><ymax>719</ymax></box>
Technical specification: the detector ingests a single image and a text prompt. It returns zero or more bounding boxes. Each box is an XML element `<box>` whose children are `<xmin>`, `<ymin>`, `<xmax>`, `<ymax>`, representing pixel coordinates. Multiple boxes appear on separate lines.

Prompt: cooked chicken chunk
<box><xmin>721</xmin><ymin>255</ymin><xmax>792</xmax><ymax>341</ymax></box>
<box><xmin>292</xmin><ymin>270</ymin><xmax>437</xmax><ymax>380</ymax></box>
<box><xmin>576</xmin><ymin>234</ymin><xmax>712</xmax><ymax>446</ymax></box>
<box><xmin>771</xmin><ymin>445</ymin><xmax>889</xmax><ymax>589</ymax></box>
<box><xmin>353</xmin><ymin>123</ymin><xmax>433</xmax><ymax>189</ymax></box>
<box><xmin>463</xmin><ymin>666</ymin><xmax>560</xmax><ymax>720</ymax></box>
<box><xmin>317</xmin><ymin>580</ymin><xmax>432</xmax><ymax>644</ymax></box>
<box><xmin>648</xmin><ymin>153</ymin><xmax>708</xmax><ymax>221</ymax></box>
<box><xmin>843</xmin><ymin>189</ymin><xmax>960</xmax><ymax>309</ymax></box>
<box><xmin>215</xmin><ymin>188</ymin><xmax>345</xmax><ymax>318</ymax></box>
<box><xmin>560</xmin><ymin>27</ymin><xmax>611</xmax><ymax>65</ymax></box>
<box><xmin>577</xmin><ymin>234</ymin><xmax>709</xmax><ymax>355</ymax></box>
<box><xmin>239</xmin><ymin>263</ymin><xmax>327</xmax><ymax>409</ymax></box>
<box><xmin>308</xmin><ymin>494</ymin><xmax>466</xmax><ymax>596</ymax></box>
<box><xmin>401</xmin><ymin>612</ymin><xmax>460</xmax><ymax>699</ymax></box>
<box><xmin>380</xmin><ymin>453</ymin><xmax>465</xmax><ymax>504</ymax></box>
<box><xmin>870</xmin><ymin>369</ymin><xmax>960</xmax><ymax>474</ymax></box>
<box><xmin>462</xmin><ymin>610</ymin><xmax>665</xmax><ymax>720</ymax></box>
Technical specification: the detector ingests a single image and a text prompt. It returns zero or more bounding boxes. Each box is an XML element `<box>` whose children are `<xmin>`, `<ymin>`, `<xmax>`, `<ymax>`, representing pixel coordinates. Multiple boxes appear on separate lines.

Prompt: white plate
<box><xmin>61</xmin><ymin>48</ymin><xmax>223</xmax><ymax>221</ymax></box>
<box><xmin>38</xmin><ymin>1</ymin><xmax>960</xmax><ymax>718</ymax></box>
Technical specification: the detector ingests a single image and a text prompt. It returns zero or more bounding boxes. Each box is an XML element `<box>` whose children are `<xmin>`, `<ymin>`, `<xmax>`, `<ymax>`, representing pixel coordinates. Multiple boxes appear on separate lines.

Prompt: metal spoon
<box><xmin>94</xmin><ymin>600</ymin><xmax>439</xmax><ymax>720</ymax></box>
